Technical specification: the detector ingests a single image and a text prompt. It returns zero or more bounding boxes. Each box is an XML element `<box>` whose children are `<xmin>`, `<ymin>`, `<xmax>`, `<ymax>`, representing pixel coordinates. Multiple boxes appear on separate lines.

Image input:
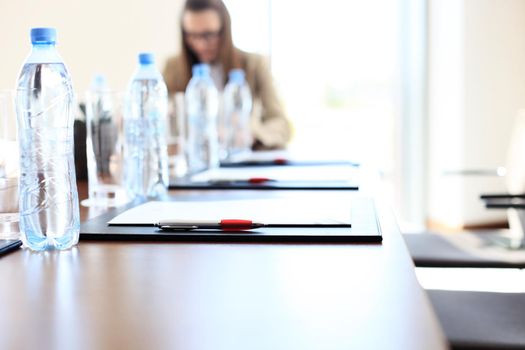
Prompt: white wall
<box><xmin>427</xmin><ymin>0</ymin><xmax>525</xmax><ymax>228</ymax></box>
<box><xmin>427</xmin><ymin>0</ymin><xmax>468</xmax><ymax>227</ymax></box>
<box><xmin>0</xmin><ymin>0</ymin><xmax>184</xmax><ymax>99</ymax></box>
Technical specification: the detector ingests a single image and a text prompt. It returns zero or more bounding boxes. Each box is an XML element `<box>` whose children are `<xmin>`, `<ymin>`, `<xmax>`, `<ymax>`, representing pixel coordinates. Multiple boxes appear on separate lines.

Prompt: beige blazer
<box><xmin>162</xmin><ymin>50</ymin><xmax>291</xmax><ymax>149</ymax></box>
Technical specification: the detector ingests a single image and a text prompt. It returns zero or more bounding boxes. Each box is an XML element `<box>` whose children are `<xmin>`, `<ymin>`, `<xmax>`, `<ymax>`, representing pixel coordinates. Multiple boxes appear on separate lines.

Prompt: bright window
<box><xmin>225</xmin><ymin>0</ymin><xmax>400</xmax><ymax>169</ymax></box>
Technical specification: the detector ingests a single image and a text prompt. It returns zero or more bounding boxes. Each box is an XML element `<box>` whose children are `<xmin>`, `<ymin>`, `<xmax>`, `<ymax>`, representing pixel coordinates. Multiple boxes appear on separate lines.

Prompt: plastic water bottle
<box><xmin>124</xmin><ymin>53</ymin><xmax>169</xmax><ymax>198</ymax></box>
<box><xmin>15</xmin><ymin>28</ymin><xmax>80</xmax><ymax>251</ymax></box>
<box><xmin>220</xmin><ymin>69</ymin><xmax>253</xmax><ymax>160</ymax></box>
<box><xmin>185</xmin><ymin>64</ymin><xmax>219</xmax><ymax>173</ymax></box>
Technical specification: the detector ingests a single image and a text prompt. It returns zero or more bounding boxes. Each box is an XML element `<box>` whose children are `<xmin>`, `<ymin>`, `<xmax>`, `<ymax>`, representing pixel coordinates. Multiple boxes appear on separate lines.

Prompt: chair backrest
<box><xmin>503</xmin><ymin>109</ymin><xmax>525</xmax><ymax>243</ymax></box>
<box><xmin>505</xmin><ymin>109</ymin><xmax>525</xmax><ymax>194</ymax></box>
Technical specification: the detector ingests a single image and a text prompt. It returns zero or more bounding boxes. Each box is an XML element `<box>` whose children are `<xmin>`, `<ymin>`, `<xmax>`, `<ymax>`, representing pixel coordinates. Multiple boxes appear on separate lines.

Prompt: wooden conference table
<box><xmin>0</xmin><ymin>180</ymin><xmax>448</xmax><ymax>349</ymax></box>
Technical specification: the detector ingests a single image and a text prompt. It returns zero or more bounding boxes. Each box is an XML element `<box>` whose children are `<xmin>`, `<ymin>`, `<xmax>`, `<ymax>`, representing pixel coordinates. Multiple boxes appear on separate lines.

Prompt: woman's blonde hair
<box><xmin>176</xmin><ymin>0</ymin><xmax>241</xmax><ymax>90</ymax></box>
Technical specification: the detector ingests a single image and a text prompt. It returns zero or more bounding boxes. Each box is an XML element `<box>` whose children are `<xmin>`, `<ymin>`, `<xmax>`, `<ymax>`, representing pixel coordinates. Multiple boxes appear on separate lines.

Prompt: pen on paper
<box><xmin>155</xmin><ymin>219</ymin><xmax>352</xmax><ymax>231</ymax></box>
<box><xmin>156</xmin><ymin>219</ymin><xmax>263</xmax><ymax>231</ymax></box>
<box><xmin>208</xmin><ymin>177</ymin><xmax>276</xmax><ymax>184</ymax></box>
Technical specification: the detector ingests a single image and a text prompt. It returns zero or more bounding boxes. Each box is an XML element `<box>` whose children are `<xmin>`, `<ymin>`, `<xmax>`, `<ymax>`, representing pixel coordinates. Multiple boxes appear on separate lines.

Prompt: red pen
<box><xmin>248</xmin><ymin>177</ymin><xmax>274</xmax><ymax>184</ymax></box>
<box><xmin>156</xmin><ymin>219</ymin><xmax>352</xmax><ymax>230</ymax></box>
<box><xmin>209</xmin><ymin>177</ymin><xmax>276</xmax><ymax>184</ymax></box>
<box><xmin>273</xmin><ymin>158</ymin><xmax>288</xmax><ymax>165</ymax></box>
<box><xmin>156</xmin><ymin>219</ymin><xmax>264</xmax><ymax>231</ymax></box>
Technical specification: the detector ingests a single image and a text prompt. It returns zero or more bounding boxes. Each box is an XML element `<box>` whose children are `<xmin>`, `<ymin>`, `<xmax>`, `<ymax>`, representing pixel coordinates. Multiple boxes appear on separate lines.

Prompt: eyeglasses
<box><xmin>183</xmin><ymin>30</ymin><xmax>222</xmax><ymax>42</ymax></box>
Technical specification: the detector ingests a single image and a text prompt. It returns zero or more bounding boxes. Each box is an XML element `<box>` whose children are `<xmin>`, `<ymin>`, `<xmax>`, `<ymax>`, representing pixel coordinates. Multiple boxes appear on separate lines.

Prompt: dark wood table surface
<box><xmin>0</xmin><ymin>181</ymin><xmax>448</xmax><ymax>350</ymax></box>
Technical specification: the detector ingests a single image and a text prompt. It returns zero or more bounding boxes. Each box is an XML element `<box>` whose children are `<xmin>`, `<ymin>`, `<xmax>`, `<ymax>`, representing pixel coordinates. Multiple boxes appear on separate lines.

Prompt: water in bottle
<box><xmin>220</xmin><ymin>69</ymin><xmax>253</xmax><ymax>160</ymax></box>
<box><xmin>185</xmin><ymin>64</ymin><xmax>219</xmax><ymax>173</ymax></box>
<box><xmin>124</xmin><ymin>53</ymin><xmax>169</xmax><ymax>198</ymax></box>
<box><xmin>15</xmin><ymin>27</ymin><xmax>80</xmax><ymax>251</ymax></box>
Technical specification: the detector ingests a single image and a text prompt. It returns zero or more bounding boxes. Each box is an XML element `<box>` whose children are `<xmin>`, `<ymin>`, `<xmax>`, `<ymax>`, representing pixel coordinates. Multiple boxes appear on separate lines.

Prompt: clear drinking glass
<box><xmin>82</xmin><ymin>90</ymin><xmax>130</xmax><ymax>207</ymax></box>
<box><xmin>0</xmin><ymin>90</ymin><xmax>20</xmax><ymax>239</ymax></box>
<box><xmin>167</xmin><ymin>92</ymin><xmax>188</xmax><ymax>178</ymax></box>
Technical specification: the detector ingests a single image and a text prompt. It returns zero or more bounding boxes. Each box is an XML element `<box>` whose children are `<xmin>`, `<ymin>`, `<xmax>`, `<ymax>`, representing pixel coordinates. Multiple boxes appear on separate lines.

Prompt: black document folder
<box><xmin>80</xmin><ymin>197</ymin><xmax>382</xmax><ymax>243</ymax></box>
<box><xmin>220</xmin><ymin>159</ymin><xmax>360</xmax><ymax>167</ymax></box>
<box><xmin>168</xmin><ymin>179</ymin><xmax>358</xmax><ymax>190</ymax></box>
<box><xmin>169</xmin><ymin>164</ymin><xmax>359</xmax><ymax>190</ymax></box>
<box><xmin>0</xmin><ymin>240</ymin><xmax>22</xmax><ymax>257</ymax></box>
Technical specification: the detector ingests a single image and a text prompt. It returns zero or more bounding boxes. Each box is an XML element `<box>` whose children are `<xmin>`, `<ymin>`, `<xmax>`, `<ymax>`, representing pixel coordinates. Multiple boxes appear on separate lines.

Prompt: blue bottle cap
<box><xmin>192</xmin><ymin>64</ymin><xmax>210</xmax><ymax>77</ymax></box>
<box><xmin>30</xmin><ymin>28</ymin><xmax>57</xmax><ymax>45</ymax></box>
<box><xmin>93</xmin><ymin>74</ymin><xmax>107</xmax><ymax>86</ymax></box>
<box><xmin>138</xmin><ymin>52</ymin><xmax>155</xmax><ymax>65</ymax></box>
<box><xmin>228</xmin><ymin>69</ymin><xmax>245</xmax><ymax>83</ymax></box>
<box><xmin>90</xmin><ymin>74</ymin><xmax>108</xmax><ymax>90</ymax></box>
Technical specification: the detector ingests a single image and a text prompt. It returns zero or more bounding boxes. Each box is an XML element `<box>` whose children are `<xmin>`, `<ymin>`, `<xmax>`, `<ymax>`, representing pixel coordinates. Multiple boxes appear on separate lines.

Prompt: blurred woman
<box><xmin>163</xmin><ymin>0</ymin><xmax>291</xmax><ymax>149</ymax></box>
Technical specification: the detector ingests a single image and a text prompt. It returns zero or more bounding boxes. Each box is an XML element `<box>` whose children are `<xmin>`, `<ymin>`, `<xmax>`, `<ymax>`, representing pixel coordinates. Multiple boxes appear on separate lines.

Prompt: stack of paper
<box><xmin>108</xmin><ymin>198</ymin><xmax>352</xmax><ymax>226</ymax></box>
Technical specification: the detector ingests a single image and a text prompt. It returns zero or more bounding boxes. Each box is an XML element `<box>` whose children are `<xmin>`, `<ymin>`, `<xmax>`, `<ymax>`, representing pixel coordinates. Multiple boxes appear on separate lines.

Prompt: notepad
<box><xmin>225</xmin><ymin>149</ymin><xmax>356</xmax><ymax>165</ymax></box>
<box><xmin>190</xmin><ymin>165</ymin><xmax>356</xmax><ymax>182</ymax></box>
<box><xmin>108</xmin><ymin>198</ymin><xmax>352</xmax><ymax>226</ymax></box>
<box><xmin>226</xmin><ymin>150</ymin><xmax>289</xmax><ymax>163</ymax></box>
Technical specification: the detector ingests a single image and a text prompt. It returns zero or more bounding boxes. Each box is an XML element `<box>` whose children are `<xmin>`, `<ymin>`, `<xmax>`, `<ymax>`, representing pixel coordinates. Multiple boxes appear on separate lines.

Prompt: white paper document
<box><xmin>227</xmin><ymin>150</ymin><xmax>289</xmax><ymax>162</ymax></box>
<box><xmin>227</xmin><ymin>149</ymin><xmax>355</xmax><ymax>164</ymax></box>
<box><xmin>108</xmin><ymin>198</ymin><xmax>352</xmax><ymax>226</ymax></box>
<box><xmin>191</xmin><ymin>165</ymin><xmax>356</xmax><ymax>182</ymax></box>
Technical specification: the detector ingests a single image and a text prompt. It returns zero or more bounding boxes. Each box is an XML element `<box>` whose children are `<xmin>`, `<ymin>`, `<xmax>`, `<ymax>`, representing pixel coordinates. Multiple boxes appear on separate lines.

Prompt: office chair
<box><xmin>428</xmin><ymin>290</ymin><xmax>525</xmax><ymax>350</ymax></box>
<box><xmin>478</xmin><ymin>109</ymin><xmax>525</xmax><ymax>249</ymax></box>
<box><xmin>403</xmin><ymin>110</ymin><xmax>525</xmax><ymax>349</ymax></box>
<box><xmin>404</xmin><ymin>109</ymin><xmax>525</xmax><ymax>267</ymax></box>
<box><xmin>403</xmin><ymin>231</ymin><xmax>525</xmax><ymax>350</ymax></box>
<box><xmin>403</xmin><ymin>230</ymin><xmax>525</xmax><ymax>268</ymax></box>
